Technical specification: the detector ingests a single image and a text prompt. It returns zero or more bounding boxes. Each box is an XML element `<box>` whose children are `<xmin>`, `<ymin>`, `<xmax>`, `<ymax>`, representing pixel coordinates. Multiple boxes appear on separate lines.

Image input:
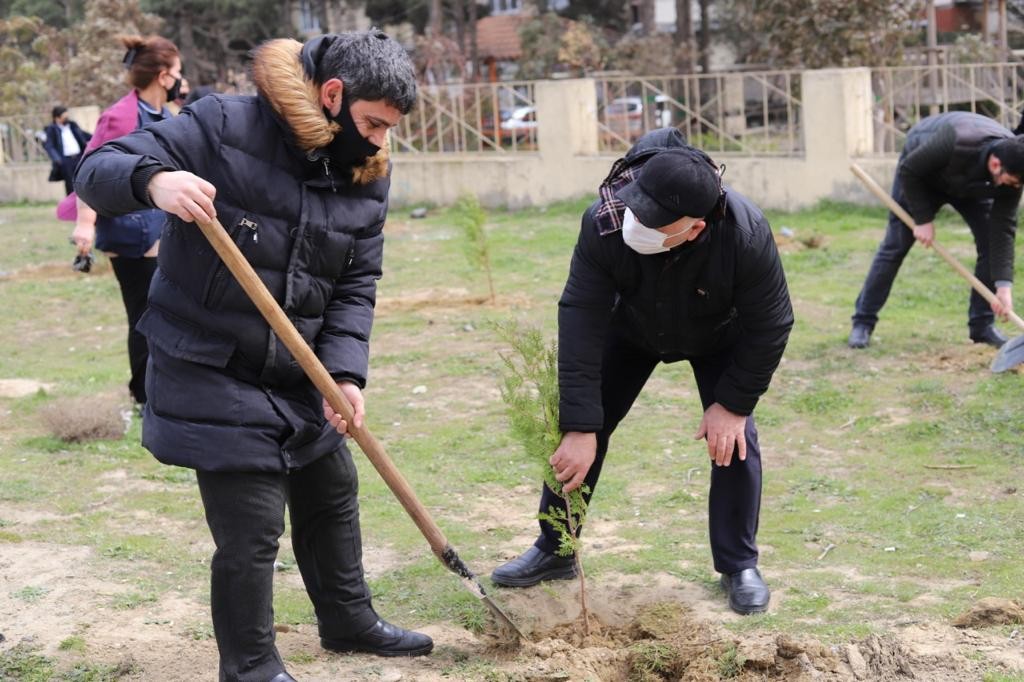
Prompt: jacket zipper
<box><xmin>240</xmin><ymin>217</ymin><xmax>258</xmax><ymax>244</ymax></box>
<box><xmin>322</xmin><ymin>158</ymin><xmax>336</xmax><ymax>192</ymax></box>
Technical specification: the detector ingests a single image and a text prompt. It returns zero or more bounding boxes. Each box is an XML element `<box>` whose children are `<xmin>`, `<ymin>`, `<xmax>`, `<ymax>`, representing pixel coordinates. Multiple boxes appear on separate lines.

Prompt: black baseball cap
<box><xmin>615</xmin><ymin>148</ymin><xmax>722</xmax><ymax>227</ymax></box>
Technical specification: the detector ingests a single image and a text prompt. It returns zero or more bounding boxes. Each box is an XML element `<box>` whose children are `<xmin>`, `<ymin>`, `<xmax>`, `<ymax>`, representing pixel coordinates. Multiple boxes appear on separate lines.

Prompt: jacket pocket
<box><xmin>136</xmin><ymin>308</ymin><xmax>237</xmax><ymax>368</ymax></box>
<box><xmin>202</xmin><ymin>213</ymin><xmax>260</xmax><ymax>308</ymax></box>
<box><xmin>310</xmin><ymin>229</ymin><xmax>356</xmax><ymax>279</ymax></box>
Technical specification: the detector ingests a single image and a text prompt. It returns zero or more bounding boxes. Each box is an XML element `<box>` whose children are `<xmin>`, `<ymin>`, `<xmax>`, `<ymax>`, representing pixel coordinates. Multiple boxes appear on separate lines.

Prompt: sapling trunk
<box><xmin>496</xmin><ymin>321</ymin><xmax>591</xmax><ymax>634</ymax></box>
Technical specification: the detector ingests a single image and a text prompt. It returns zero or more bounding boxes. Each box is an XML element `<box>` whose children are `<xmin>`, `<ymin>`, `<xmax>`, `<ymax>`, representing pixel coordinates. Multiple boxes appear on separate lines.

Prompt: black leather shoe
<box><xmin>970</xmin><ymin>326</ymin><xmax>1008</xmax><ymax>349</ymax></box>
<box><xmin>321</xmin><ymin>619</ymin><xmax>433</xmax><ymax>657</ymax></box>
<box><xmin>721</xmin><ymin>568</ymin><xmax>770</xmax><ymax>615</ymax></box>
<box><xmin>848</xmin><ymin>324</ymin><xmax>872</xmax><ymax>349</ymax></box>
<box><xmin>490</xmin><ymin>546</ymin><xmax>577</xmax><ymax>587</ymax></box>
<box><xmin>269</xmin><ymin>673</ymin><xmax>297</xmax><ymax>682</ymax></box>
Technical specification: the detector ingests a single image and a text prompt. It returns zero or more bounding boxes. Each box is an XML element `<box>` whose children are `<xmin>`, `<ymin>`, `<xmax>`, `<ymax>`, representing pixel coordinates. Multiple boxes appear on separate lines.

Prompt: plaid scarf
<box><xmin>594</xmin><ymin>152</ymin><xmax>656</xmax><ymax>235</ymax></box>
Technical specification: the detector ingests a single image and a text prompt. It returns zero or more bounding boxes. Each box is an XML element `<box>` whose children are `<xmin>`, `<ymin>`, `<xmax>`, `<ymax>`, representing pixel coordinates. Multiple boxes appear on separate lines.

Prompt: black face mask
<box><xmin>166</xmin><ymin>76</ymin><xmax>182</xmax><ymax>103</ymax></box>
<box><xmin>324</xmin><ymin>95</ymin><xmax>380</xmax><ymax>166</ymax></box>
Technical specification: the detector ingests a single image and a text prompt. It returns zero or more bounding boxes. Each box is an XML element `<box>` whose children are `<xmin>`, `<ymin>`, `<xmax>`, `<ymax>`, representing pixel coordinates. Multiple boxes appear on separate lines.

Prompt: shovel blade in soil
<box><xmin>991</xmin><ymin>334</ymin><xmax>1024</xmax><ymax>373</ymax></box>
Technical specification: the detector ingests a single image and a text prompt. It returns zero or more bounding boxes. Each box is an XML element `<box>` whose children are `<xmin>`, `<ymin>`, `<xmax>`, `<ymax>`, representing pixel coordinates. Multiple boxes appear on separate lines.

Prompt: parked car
<box><xmin>604</xmin><ymin>95</ymin><xmax>673</xmax><ymax>142</ymax></box>
<box><xmin>500</xmin><ymin>106</ymin><xmax>537</xmax><ymax>144</ymax></box>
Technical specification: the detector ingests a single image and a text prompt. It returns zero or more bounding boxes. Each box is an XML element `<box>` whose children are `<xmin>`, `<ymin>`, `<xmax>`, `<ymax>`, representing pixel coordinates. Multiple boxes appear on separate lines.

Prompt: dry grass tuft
<box><xmin>38</xmin><ymin>396</ymin><xmax>127</xmax><ymax>443</ymax></box>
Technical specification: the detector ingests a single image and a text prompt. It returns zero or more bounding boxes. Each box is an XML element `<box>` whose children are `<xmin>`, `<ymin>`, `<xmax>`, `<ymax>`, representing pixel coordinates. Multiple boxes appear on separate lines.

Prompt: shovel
<box><xmin>850</xmin><ymin>162</ymin><xmax>1024</xmax><ymax>372</ymax></box>
<box><xmin>194</xmin><ymin>216</ymin><xmax>525</xmax><ymax>640</ymax></box>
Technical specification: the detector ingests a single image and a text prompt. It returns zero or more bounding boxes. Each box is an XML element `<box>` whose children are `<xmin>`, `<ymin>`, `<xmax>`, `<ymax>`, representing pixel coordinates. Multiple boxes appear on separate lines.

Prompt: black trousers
<box><xmin>535</xmin><ymin>324</ymin><xmax>763</xmax><ymax>575</ymax></box>
<box><xmin>109</xmin><ymin>256</ymin><xmax>157</xmax><ymax>404</ymax></box>
<box><xmin>60</xmin><ymin>153</ymin><xmax>81</xmax><ymax>196</ymax></box>
<box><xmin>196</xmin><ymin>446</ymin><xmax>378</xmax><ymax>682</ymax></box>
<box><xmin>851</xmin><ymin>171</ymin><xmax>997</xmax><ymax>333</ymax></box>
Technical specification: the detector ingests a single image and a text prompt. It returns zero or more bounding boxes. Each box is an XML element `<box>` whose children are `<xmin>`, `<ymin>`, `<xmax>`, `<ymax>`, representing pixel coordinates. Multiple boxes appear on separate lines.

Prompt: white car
<box><xmin>499</xmin><ymin>106</ymin><xmax>537</xmax><ymax>143</ymax></box>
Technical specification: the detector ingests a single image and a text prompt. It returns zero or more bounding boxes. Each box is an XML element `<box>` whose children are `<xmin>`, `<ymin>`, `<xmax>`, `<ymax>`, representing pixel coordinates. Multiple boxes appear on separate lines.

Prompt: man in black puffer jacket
<box><xmin>849</xmin><ymin>112</ymin><xmax>1024</xmax><ymax>350</ymax></box>
<box><xmin>76</xmin><ymin>31</ymin><xmax>431</xmax><ymax>682</ymax></box>
<box><xmin>491</xmin><ymin>130</ymin><xmax>794</xmax><ymax>616</ymax></box>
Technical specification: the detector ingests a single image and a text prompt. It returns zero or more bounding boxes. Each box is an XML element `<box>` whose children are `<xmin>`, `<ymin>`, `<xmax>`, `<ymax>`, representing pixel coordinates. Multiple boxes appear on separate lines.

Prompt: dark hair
<box><xmin>119</xmin><ymin>35</ymin><xmax>180</xmax><ymax>90</ymax></box>
<box><xmin>51</xmin><ymin>105</ymin><xmax>67</xmax><ymax>120</ymax></box>
<box><xmin>314</xmin><ymin>30</ymin><xmax>417</xmax><ymax>114</ymax></box>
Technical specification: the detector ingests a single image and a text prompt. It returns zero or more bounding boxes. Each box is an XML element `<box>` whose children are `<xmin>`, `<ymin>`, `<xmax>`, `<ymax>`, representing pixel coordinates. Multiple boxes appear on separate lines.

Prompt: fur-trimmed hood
<box><xmin>251</xmin><ymin>38</ymin><xmax>389</xmax><ymax>186</ymax></box>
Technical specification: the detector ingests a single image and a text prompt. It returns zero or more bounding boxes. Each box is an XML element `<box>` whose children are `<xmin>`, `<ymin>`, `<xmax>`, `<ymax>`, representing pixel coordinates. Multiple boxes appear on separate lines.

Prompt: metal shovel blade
<box><xmin>991</xmin><ymin>334</ymin><xmax>1024</xmax><ymax>373</ymax></box>
<box><xmin>442</xmin><ymin>547</ymin><xmax>526</xmax><ymax>640</ymax></box>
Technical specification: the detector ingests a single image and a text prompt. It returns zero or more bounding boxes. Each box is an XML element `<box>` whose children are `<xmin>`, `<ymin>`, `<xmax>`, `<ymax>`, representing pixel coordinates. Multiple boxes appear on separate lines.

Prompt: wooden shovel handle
<box><xmin>850</xmin><ymin>163</ymin><xmax>1024</xmax><ymax>332</ymax></box>
<box><xmin>194</xmin><ymin>217</ymin><xmax>450</xmax><ymax>558</ymax></box>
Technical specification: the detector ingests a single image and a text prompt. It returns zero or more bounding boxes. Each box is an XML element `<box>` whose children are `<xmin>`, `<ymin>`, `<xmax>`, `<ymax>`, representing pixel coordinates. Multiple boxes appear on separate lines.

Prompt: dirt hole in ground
<box><xmin>474</xmin><ymin>599</ymin><xmax>1010</xmax><ymax>681</ymax></box>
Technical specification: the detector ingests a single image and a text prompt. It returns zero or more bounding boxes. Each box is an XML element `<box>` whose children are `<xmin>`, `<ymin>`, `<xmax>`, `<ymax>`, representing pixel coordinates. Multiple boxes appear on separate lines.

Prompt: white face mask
<box><xmin>621</xmin><ymin>208</ymin><xmax>693</xmax><ymax>255</ymax></box>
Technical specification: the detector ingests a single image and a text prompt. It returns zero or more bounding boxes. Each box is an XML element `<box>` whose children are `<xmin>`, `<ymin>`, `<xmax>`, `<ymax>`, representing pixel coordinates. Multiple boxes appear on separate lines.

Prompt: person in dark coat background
<box><xmin>75</xmin><ymin>30</ymin><xmax>430</xmax><ymax>682</ymax></box>
<box><xmin>43</xmin><ymin>105</ymin><xmax>91</xmax><ymax>195</ymax></box>
<box><xmin>849</xmin><ymin>111</ymin><xmax>1024</xmax><ymax>350</ymax></box>
<box><xmin>490</xmin><ymin>130</ymin><xmax>794</xmax><ymax>617</ymax></box>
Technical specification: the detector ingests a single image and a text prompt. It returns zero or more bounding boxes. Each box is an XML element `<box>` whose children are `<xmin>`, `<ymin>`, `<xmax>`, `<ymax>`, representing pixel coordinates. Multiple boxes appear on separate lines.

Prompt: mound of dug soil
<box><xmin>468</xmin><ymin>575</ymin><xmax>1023</xmax><ymax>682</ymax></box>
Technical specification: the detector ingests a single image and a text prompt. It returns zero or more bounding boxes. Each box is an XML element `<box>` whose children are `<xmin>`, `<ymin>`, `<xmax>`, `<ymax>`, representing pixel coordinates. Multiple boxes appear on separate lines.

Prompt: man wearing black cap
<box><xmin>849</xmin><ymin>111</ymin><xmax>1024</xmax><ymax>350</ymax></box>
<box><xmin>491</xmin><ymin>130</ymin><xmax>794</xmax><ymax>615</ymax></box>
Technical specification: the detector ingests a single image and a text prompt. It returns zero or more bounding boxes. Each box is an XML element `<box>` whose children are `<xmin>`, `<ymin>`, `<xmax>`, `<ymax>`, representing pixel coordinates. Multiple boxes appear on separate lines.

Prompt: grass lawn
<box><xmin>0</xmin><ymin>197</ymin><xmax>1022</xmax><ymax>681</ymax></box>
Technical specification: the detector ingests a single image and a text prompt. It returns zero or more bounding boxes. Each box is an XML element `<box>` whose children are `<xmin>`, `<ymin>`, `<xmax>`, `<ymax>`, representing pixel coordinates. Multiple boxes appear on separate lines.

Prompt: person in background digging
<box><xmin>491</xmin><ymin>129</ymin><xmax>794</xmax><ymax>616</ymax></box>
<box><xmin>848</xmin><ymin>111</ymin><xmax>1024</xmax><ymax>350</ymax></box>
<box><xmin>67</xmin><ymin>34</ymin><xmax>184</xmax><ymax>406</ymax></box>
<box><xmin>43</xmin><ymin>105</ymin><xmax>92</xmax><ymax>196</ymax></box>
<box><xmin>75</xmin><ymin>30</ymin><xmax>431</xmax><ymax>682</ymax></box>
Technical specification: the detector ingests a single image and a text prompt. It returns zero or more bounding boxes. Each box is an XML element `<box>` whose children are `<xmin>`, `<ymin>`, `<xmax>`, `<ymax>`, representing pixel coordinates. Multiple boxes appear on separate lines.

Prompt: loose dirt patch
<box><xmin>376</xmin><ymin>288</ymin><xmax>534</xmax><ymax>314</ymax></box>
<box><xmin>0</xmin><ymin>379</ymin><xmax>55</xmax><ymax>399</ymax></box>
<box><xmin>0</xmin><ymin>259</ymin><xmax>110</xmax><ymax>282</ymax></box>
<box><xmin>3</xmin><ymin>524</ymin><xmax>1023</xmax><ymax>680</ymax></box>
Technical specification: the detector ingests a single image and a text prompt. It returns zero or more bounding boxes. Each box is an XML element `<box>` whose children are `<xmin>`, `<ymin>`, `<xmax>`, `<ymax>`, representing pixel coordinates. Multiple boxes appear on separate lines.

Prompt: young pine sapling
<box><xmin>495</xmin><ymin>321</ymin><xmax>591</xmax><ymax>633</ymax></box>
<box><xmin>452</xmin><ymin>194</ymin><xmax>496</xmax><ymax>304</ymax></box>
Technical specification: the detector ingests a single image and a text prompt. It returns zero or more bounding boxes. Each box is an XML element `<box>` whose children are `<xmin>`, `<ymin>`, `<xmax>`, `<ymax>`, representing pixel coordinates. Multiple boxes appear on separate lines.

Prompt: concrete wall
<box><xmin>2</xmin><ymin>74</ymin><xmax>899</xmax><ymax>211</ymax></box>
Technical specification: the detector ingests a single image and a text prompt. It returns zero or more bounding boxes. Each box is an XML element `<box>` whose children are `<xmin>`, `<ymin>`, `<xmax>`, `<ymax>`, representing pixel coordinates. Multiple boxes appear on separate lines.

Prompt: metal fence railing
<box><xmin>0</xmin><ymin>115</ymin><xmax>49</xmax><ymax>164</ymax></box>
<box><xmin>871</xmin><ymin>62</ymin><xmax>1024</xmax><ymax>154</ymax></box>
<box><xmin>593</xmin><ymin>72</ymin><xmax>804</xmax><ymax>157</ymax></box>
<box><xmin>391</xmin><ymin>81</ymin><xmax>538</xmax><ymax>154</ymax></box>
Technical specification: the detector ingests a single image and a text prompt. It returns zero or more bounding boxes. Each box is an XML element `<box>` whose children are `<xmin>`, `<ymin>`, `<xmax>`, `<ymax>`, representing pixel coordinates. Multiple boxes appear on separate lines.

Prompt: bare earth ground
<box><xmin>2</xmin><ymin>274</ymin><xmax>1024</xmax><ymax>680</ymax></box>
<box><xmin>4</xmin><ymin>411</ymin><xmax>1024</xmax><ymax>676</ymax></box>
<box><xmin>2</xmin><ymin>536</ymin><xmax>1022</xmax><ymax>680</ymax></box>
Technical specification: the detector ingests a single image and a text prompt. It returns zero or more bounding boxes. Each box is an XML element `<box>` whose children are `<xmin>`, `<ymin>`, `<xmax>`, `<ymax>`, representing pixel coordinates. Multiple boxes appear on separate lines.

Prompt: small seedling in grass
<box><xmin>717</xmin><ymin>644</ymin><xmax>745</xmax><ymax>678</ymax></box>
<box><xmin>12</xmin><ymin>585</ymin><xmax>48</xmax><ymax>603</ymax></box>
<box><xmin>58</xmin><ymin>636</ymin><xmax>87</xmax><ymax>653</ymax></box>
<box><xmin>496</xmin><ymin>321</ymin><xmax>591</xmax><ymax>634</ymax></box>
<box><xmin>452</xmin><ymin>194</ymin><xmax>496</xmax><ymax>304</ymax></box>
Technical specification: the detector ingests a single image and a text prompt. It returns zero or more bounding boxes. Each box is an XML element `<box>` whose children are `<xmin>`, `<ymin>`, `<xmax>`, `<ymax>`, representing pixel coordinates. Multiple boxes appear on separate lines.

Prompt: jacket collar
<box><xmin>251</xmin><ymin>38</ymin><xmax>389</xmax><ymax>186</ymax></box>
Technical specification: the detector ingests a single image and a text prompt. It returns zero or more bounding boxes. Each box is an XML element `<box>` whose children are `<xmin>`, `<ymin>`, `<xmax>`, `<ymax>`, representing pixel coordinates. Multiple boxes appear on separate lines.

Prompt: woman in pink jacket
<box><xmin>67</xmin><ymin>35</ymin><xmax>183</xmax><ymax>406</ymax></box>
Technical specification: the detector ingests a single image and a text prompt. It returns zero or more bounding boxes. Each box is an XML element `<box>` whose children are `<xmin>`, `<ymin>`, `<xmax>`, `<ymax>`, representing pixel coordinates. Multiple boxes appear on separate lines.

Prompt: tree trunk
<box><xmin>999</xmin><ymin>0</ymin><xmax>1008</xmax><ymax>56</ymax></box>
<box><xmin>178</xmin><ymin>9</ymin><xmax>201</xmax><ymax>84</ymax></box>
<box><xmin>454</xmin><ymin>0</ymin><xmax>466</xmax><ymax>54</ymax></box>
<box><xmin>429</xmin><ymin>0</ymin><xmax>443</xmax><ymax>37</ymax></box>
<box><xmin>697</xmin><ymin>0</ymin><xmax>710</xmax><ymax>74</ymax></box>
<box><xmin>674</xmin><ymin>0</ymin><xmax>693</xmax><ymax>72</ymax></box>
<box><xmin>281</xmin><ymin>0</ymin><xmax>292</xmax><ymax>38</ymax></box>
<box><xmin>317</xmin><ymin>0</ymin><xmax>331</xmax><ymax>33</ymax></box>
<box><xmin>640</xmin><ymin>0</ymin><xmax>656</xmax><ymax>35</ymax></box>
<box><xmin>468</xmin><ymin>0</ymin><xmax>479</xmax><ymax>81</ymax></box>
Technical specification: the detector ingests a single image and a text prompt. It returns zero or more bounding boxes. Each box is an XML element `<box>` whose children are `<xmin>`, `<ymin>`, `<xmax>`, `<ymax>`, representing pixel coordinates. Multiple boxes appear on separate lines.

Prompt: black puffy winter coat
<box><xmin>558</xmin><ymin>135</ymin><xmax>793</xmax><ymax>433</ymax></box>
<box><xmin>898</xmin><ymin>111</ymin><xmax>1021</xmax><ymax>283</ymax></box>
<box><xmin>75</xmin><ymin>39</ymin><xmax>393</xmax><ymax>472</ymax></box>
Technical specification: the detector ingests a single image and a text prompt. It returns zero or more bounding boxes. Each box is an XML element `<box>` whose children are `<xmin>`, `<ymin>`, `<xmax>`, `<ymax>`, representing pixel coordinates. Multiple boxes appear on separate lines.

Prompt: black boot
<box><xmin>970</xmin><ymin>325</ymin><xmax>1008</xmax><ymax>349</ymax></box>
<box><xmin>490</xmin><ymin>546</ymin><xmax>577</xmax><ymax>588</ymax></box>
<box><xmin>721</xmin><ymin>568</ymin><xmax>770</xmax><ymax>615</ymax></box>
<box><xmin>321</xmin><ymin>619</ymin><xmax>433</xmax><ymax>657</ymax></box>
<box><xmin>847</xmin><ymin>324</ymin><xmax>872</xmax><ymax>349</ymax></box>
<box><xmin>268</xmin><ymin>673</ymin><xmax>297</xmax><ymax>682</ymax></box>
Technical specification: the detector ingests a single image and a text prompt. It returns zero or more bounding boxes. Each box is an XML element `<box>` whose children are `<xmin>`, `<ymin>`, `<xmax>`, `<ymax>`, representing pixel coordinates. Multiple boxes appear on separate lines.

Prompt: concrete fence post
<box><xmin>534</xmin><ymin>78</ymin><xmax>599</xmax><ymax>159</ymax></box>
<box><xmin>801</xmin><ymin>67</ymin><xmax>874</xmax><ymax>172</ymax></box>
